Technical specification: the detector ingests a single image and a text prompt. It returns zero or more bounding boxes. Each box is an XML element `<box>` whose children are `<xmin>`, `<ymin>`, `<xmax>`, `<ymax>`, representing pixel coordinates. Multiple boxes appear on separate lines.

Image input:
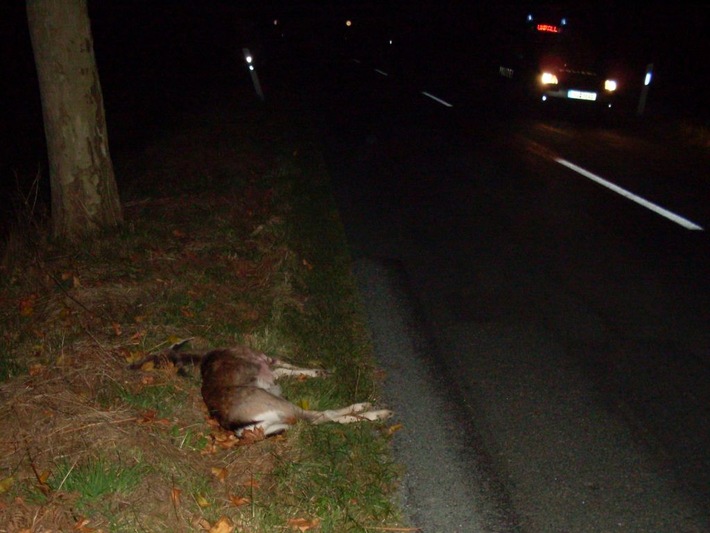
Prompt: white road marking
<box><xmin>555</xmin><ymin>158</ymin><xmax>704</xmax><ymax>231</ymax></box>
<box><xmin>374</xmin><ymin>68</ymin><xmax>388</xmax><ymax>76</ymax></box>
<box><xmin>421</xmin><ymin>91</ymin><xmax>453</xmax><ymax>108</ymax></box>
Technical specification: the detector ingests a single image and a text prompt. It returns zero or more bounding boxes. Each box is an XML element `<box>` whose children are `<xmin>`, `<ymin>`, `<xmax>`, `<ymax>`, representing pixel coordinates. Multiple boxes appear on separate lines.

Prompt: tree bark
<box><xmin>26</xmin><ymin>0</ymin><xmax>122</xmax><ymax>241</ymax></box>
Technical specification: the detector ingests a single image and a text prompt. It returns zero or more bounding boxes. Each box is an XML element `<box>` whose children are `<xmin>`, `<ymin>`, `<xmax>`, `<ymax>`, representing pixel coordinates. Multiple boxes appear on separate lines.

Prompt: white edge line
<box><xmin>421</xmin><ymin>91</ymin><xmax>453</xmax><ymax>108</ymax></box>
<box><xmin>374</xmin><ymin>68</ymin><xmax>388</xmax><ymax>76</ymax></box>
<box><xmin>555</xmin><ymin>158</ymin><xmax>704</xmax><ymax>231</ymax></box>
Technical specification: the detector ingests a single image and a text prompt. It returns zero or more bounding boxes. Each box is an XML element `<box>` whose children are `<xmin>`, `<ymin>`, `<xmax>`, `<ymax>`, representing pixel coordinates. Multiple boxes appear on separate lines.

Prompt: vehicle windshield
<box><xmin>526</xmin><ymin>18</ymin><xmax>600</xmax><ymax>69</ymax></box>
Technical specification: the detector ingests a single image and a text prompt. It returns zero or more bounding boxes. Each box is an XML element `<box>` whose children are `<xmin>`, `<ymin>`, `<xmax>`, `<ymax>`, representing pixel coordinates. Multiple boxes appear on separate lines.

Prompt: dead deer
<box><xmin>130</xmin><ymin>340</ymin><xmax>392</xmax><ymax>436</ymax></box>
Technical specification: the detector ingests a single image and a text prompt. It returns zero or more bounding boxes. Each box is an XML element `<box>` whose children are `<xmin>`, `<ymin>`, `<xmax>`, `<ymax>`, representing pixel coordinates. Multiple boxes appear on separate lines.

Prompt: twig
<box><xmin>47</xmin><ymin>416</ymin><xmax>137</xmax><ymax>437</ymax></box>
<box><xmin>170</xmin><ymin>475</ymin><xmax>181</xmax><ymax>524</ymax></box>
<box><xmin>56</xmin><ymin>458</ymin><xmax>79</xmax><ymax>493</ymax></box>
<box><xmin>23</xmin><ymin>437</ymin><xmax>46</xmax><ymax>488</ymax></box>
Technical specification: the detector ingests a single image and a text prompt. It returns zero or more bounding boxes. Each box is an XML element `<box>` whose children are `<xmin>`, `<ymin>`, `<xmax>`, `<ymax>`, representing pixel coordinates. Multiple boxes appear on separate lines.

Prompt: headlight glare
<box><xmin>540</xmin><ymin>72</ymin><xmax>559</xmax><ymax>85</ymax></box>
<box><xmin>604</xmin><ymin>79</ymin><xmax>617</xmax><ymax>92</ymax></box>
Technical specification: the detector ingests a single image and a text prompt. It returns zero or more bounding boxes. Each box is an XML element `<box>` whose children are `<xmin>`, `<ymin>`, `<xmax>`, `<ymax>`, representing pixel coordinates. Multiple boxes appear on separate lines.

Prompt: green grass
<box><xmin>117</xmin><ymin>383</ymin><xmax>189</xmax><ymax>418</ymax></box>
<box><xmin>0</xmin><ymin>350</ymin><xmax>22</xmax><ymax>381</ymax></box>
<box><xmin>49</xmin><ymin>456</ymin><xmax>147</xmax><ymax>511</ymax></box>
<box><xmin>0</xmin><ymin>88</ymin><xmax>405</xmax><ymax>532</ymax></box>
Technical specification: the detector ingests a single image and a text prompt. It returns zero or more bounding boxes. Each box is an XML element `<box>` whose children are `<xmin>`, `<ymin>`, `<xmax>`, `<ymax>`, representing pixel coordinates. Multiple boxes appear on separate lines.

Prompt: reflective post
<box><xmin>243</xmin><ymin>48</ymin><xmax>264</xmax><ymax>101</ymax></box>
<box><xmin>636</xmin><ymin>63</ymin><xmax>653</xmax><ymax>116</ymax></box>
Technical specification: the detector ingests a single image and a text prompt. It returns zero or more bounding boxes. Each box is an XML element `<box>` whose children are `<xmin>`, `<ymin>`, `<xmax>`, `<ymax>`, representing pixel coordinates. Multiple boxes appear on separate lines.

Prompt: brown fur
<box><xmin>131</xmin><ymin>342</ymin><xmax>392</xmax><ymax>436</ymax></box>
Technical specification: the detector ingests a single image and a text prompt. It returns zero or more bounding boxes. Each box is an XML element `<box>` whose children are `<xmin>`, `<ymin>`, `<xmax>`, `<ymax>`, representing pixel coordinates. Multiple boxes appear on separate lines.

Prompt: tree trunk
<box><xmin>26</xmin><ymin>0</ymin><xmax>122</xmax><ymax>241</ymax></box>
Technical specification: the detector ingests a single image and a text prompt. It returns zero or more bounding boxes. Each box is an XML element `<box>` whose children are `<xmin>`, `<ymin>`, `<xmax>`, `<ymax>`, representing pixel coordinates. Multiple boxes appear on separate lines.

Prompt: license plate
<box><xmin>567</xmin><ymin>90</ymin><xmax>597</xmax><ymax>101</ymax></box>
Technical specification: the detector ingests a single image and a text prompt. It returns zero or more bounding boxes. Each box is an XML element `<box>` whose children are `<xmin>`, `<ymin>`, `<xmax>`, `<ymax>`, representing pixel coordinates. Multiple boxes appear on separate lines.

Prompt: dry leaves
<box><xmin>228</xmin><ymin>494</ymin><xmax>250</xmax><ymax>507</ymax></box>
<box><xmin>287</xmin><ymin>517</ymin><xmax>320</xmax><ymax>531</ymax></box>
<box><xmin>194</xmin><ymin>516</ymin><xmax>234</xmax><ymax>532</ymax></box>
<box><xmin>136</xmin><ymin>410</ymin><xmax>171</xmax><ymax>426</ymax></box>
<box><xmin>171</xmin><ymin>487</ymin><xmax>182</xmax><ymax>508</ymax></box>
<box><xmin>208</xmin><ymin>516</ymin><xmax>234</xmax><ymax>533</ymax></box>
<box><xmin>385</xmin><ymin>423</ymin><xmax>404</xmax><ymax>436</ymax></box>
<box><xmin>18</xmin><ymin>294</ymin><xmax>37</xmax><ymax>317</ymax></box>
<box><xmin>211</xmin><ymin>466</ymin><xmax>229</xmax><ymax>483</ymax></box>
<box><xmin>73</xmin><ymin>517</ymin><xmax>99</xmax><ymax>532</ymax></box>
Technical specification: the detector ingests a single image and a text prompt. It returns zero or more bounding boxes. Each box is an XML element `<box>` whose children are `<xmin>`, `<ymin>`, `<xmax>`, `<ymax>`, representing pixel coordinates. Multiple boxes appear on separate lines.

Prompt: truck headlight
<box><xmin>540</xmin><ymin>72</ymin><xmax>559</xmax><ymax>85</ymax></box>
<box><xmin>604</xmin><ymin>79</ymin><xmax>617</xmax><ymax>92</ymax></box>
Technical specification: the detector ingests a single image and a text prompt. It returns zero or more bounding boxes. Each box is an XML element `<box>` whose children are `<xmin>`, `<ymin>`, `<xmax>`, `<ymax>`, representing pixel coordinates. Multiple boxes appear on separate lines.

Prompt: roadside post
<box><xmin>636</xmin><ymin>63</ymin><xmax>653</xmax><ymax>116</ymax></box>
<box><xmin>242</xmin><ymin>48</ymin><xmax>264</xmax><ymax>101</ymax></box>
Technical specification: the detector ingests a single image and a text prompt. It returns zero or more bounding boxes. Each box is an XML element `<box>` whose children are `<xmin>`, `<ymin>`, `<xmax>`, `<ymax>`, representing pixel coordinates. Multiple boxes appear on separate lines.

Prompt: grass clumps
<box><xmin>0</xmin><ymin>90</ymin><xmax>404</xmax><ymax>531</ymax></box>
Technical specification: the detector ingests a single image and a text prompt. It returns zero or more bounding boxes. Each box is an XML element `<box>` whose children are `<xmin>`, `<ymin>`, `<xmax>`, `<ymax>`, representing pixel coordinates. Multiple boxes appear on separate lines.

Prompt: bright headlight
<box><xmin>540</xmin><ymin>72</ymin><xmax>558</xmax><ymax>85</ymax></box>
<box><xmin>604</xmin><ymin>79</ymin><xmax>617</xmax><ymax>92</ymax></box>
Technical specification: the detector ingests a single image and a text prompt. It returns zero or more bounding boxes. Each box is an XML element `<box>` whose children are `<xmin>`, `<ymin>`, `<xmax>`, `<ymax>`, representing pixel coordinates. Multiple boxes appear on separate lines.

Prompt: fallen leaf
<box><xmin>386</xmin><ymin>423</ymin><xmax>404</xmax><ymax>436</ymax></box>
<box><xmin>73</xmin><ymin>517</ymin><xmax>96</xmax><ymax>532</ymax></box>
<box><xmin>228</xmin><ymin>494</ymin><xmax>250</xmax><ymax>507</ymax></box>
<box><xmin>287</xmin><ymin>517</ymin><xmax>320</xmax><ymax>531</ymax></box>
<box><xmin>211</xmin><ymin>467</ymin><xmax>228</xmax><ymax>483</ymax></box>
<box><xmin>0</xmin><ymin>476</ymin><xmax>15</xmax><ymax>494</ymax></box>
<box><xmin>19</xmin><ymin>295</ymin><xmax>36</xmax><ymax>317</ymax></box>
<box><xmin>195</xmin><ymin>494</ymin><xmax>211</xmax><ymax>508</ymax></box>
<box><xmin>38</xmin><ymin>470</ymin><xmax>51</xmax><ymax>484</ymax></box>
<box><xmin>135</xmin><ymin>359</ymin><xmax>155</xmax><ymax>372</ymax></box>
<box><xmin>112</xmin><ymin>323</ymin><xmax>122</xmax><ymax>336</ymax></box>
<box><xmin>171</xmin><ymin>487</ymin><xmax>182</xmax><ymax>508</ymax></box>
<box><xmin>208</xmin><ymin>516</ymin><xmax>234</xmax><ymax>533</ymax></box>
<box><xmin>200</xmin><ymin>440</ymin><xmax>218</xmax><ymax>455</ymax></box>
<box><xmin>242</xmin><ymin>477</ymin><xmax>260</xmax><ymax>489</ymax></box>
<box><xmin>193</xmin><ymin>517</ymin><xmax>211</xmax><ymax>531</ymax></box>
<box><xmin>137</xmin><ymin>410</ymin><xmax>157</xmax><ymax>424</ymax></box>
<box><xmin>167</xmin><ymin>334</ymin><xmax>183</xmax><ymax>346</ymax></box>
<box><xmin>238</xmin><ymin>426</ymin><xmax>266</xmax><ymax>445</ymax></box>
<box><xmin>130</xmin><ymin>330</ymin><xmax>146</xmax><ymax>342</ymax></box>
<box><xmin>29</xmin><ymin>364</ymin><xmax>45</xmax><ymax>377</ymax></box>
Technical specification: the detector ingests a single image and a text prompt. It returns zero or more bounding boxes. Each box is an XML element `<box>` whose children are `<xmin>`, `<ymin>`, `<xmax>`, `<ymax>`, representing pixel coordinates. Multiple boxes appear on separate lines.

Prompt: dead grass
<box><xmin>0</xmin><ymin>91</ymin><xmax>403</xmax><ymax>532</ymax></box>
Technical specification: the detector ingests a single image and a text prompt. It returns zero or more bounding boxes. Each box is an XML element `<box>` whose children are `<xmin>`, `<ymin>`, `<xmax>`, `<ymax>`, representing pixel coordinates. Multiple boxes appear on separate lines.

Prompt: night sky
<box><xmin>1</xmin><ymin>1</ymin><xmax>708</xmax><ymax>220</ymax></box>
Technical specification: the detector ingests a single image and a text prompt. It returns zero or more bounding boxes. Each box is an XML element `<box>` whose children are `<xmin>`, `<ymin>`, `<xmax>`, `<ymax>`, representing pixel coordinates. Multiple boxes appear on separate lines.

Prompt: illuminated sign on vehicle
<box><xmin>536</xmin><ymin>24</ymin><xmax>560</xmax><ymax>33</ymax></box>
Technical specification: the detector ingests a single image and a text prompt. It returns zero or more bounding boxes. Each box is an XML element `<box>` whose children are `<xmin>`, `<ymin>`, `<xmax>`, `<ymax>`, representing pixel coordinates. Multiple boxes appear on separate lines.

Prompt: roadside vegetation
<box><xmin>0</xmin><ymin>88</ymin><xmax>405</xmax><ymax>532</ymax></box>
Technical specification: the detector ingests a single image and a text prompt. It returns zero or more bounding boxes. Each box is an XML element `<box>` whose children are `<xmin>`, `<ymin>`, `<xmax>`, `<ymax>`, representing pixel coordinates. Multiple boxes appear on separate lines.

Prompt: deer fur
<box><xmin>131</xmin><ymin>341</ymin><xmax>392</xmax><ymax>436</ymax></box>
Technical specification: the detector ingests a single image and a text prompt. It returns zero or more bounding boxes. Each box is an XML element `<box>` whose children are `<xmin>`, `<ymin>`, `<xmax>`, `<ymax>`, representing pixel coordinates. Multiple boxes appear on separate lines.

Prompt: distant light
<box><xmin>345</xmin><ymin>20</ymin><xmax>352</xmax><ymax>27</ymax></box>
<box><xmin>540</xmin><ymin>72</ymin><xmax>558</xmax><ymax>85</ymax></box>
<box><xmin>389</xmin><ymin>39</ymin><xmax>393</xmax><ymax>45</ymax></box>
<box><xmin>527</xmin><ymin>14</ymin><xmax>533</xmax><ymax>22</ymax></box>
<box><xmin>537</xmin><ymin>24</ymin><xmax>560</xmax><ymax>33</ymax></box>
<box><xmin>273</xmin><ymin>19</ymin><xmax>278</xmax><ymax>26</ymax></box>
<box><xmin>245</xmin><ymin>55</ymin><xmax>253</xmax><ymax>64</ymax></box>
<box><xmin>561</xmin><ymin>18</ymin><xmax>567</xmax><ymax>26</ymax></box>
<box><xmin>644</xmin><ymin>72</ymin><xmax>652</xmax><ymax>86</ymax></box>
<box><xmin>604</xmin><ymin>79</ymin><xmax>617</xmax><ymax>92</ymax></box>
<box><xmin>541</xmin><ymin>95</ymin><xmax>547</xmax><ymax>101</ymax></box>
<box><xmin>248</xmin><ymin>65</ymin><xmax>254</xmax><ymax>71</ymax></box>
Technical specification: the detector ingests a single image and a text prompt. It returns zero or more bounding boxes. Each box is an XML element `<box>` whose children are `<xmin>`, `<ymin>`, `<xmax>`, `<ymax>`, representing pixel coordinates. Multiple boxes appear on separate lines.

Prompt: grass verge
<box><xmin>0</xmin><ymin>87</ymin><xmax>405</xmax><ymax>532</ymax></box>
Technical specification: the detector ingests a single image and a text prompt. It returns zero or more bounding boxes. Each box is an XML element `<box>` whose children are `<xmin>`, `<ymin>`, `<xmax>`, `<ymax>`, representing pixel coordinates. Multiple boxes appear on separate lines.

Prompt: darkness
<box><xmin>1</xmin><ymin>1</ymin><xmax>708</xmax><ymax>235</ymax></box>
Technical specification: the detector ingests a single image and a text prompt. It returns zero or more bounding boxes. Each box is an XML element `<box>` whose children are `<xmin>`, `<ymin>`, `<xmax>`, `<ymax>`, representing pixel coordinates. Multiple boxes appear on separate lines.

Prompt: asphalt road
<box><xmin>266</xmin><ymin>42</ymin><xmax>710</xmax><ymax>531</ymax></box>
